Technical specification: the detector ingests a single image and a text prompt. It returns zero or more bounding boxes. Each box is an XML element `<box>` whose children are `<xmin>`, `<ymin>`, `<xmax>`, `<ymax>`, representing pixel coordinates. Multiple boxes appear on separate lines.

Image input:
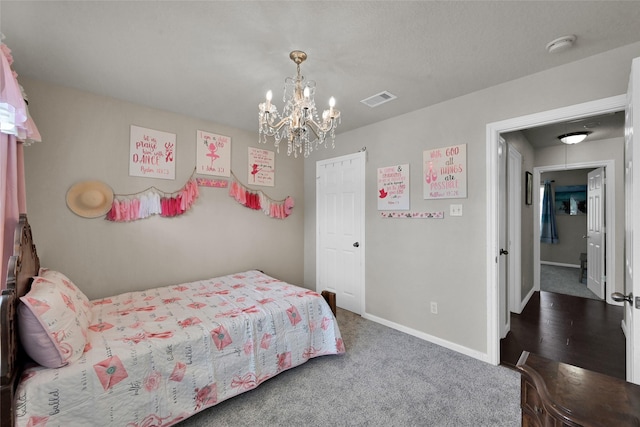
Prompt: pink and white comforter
<box><xmin>15</xmin><ymin>270</ymin><xmax>344</xmax><ymax>426</ymax></box>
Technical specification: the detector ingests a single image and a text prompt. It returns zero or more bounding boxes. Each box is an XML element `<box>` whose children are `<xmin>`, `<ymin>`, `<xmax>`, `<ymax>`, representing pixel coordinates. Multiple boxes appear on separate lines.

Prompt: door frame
<box><xmin>486</xmin><ymin>94</ymin><xmax>626</xmax><ymax>365</ymax></box>
<box><xmin>499</xmin><ymin>142</ymin><xmax>523</xmax><ymax>338</ymax></box>
<box><xmin>533</xmin><ymin>162</ymin><xmax>614</xmax><ymax>301</ymax></box>
<box><xmin>498</xmin><ymin>137</ymin><xmax>508</xmax><ymax>338</ymax></box>
<box><xmin>508</xmin><ymin>145</ymin><xmax>522</xmax><ymax>315</ymax></box>
<box><xmin>315</xmin><ymin>151</ymin><xmax>366</xmax><ymax>314</ymax></box>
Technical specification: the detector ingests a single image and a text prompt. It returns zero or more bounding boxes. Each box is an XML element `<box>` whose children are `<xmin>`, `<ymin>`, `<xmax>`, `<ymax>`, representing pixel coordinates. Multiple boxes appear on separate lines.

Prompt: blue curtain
<box><xmin>540</xmin><ymin>180</ymin><xmax>558</xmax><ymax>244</ymax></box>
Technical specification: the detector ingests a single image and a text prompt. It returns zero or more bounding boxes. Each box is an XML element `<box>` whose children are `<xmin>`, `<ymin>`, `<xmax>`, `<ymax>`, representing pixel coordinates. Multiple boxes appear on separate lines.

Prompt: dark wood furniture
<box><xmin>1</xmin><ymin>215</ymin><xmax>39</xmax><ymax>427</ymax></box>
<box><xmin>322</xmin><ymin>290</ymin><xmax>336</xmax><ymax>316</ymax></box>
<box><xmin>517</xmin><ymin>351</ymin><xmax>640</xmax><ymax>426</ymax></box>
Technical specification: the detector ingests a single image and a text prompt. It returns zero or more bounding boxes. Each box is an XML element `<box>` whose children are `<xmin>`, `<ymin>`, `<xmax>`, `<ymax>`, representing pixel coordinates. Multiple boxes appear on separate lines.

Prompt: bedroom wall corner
<box><xmin>303</xmin><ymin>41</ymin><xmax>640</xmax><ymax>359</ymax></box>
<box><xmin>20</xmin><ymin>78</ymin><xmax>305</xmax><ymax>299</ymax></box>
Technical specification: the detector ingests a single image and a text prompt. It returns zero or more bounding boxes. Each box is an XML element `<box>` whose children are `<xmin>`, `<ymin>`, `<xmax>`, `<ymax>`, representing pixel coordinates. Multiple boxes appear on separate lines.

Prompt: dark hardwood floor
<box><xmin>500</xmin><ymin>290</ymin><xmax>626</xmax><ymax>379</ymax></box>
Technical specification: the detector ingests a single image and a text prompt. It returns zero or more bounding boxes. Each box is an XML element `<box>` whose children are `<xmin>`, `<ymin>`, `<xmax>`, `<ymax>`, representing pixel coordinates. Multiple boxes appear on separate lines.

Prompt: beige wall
<box><xmin>22</xmin><ymin>41</ymin><xmax>640</xmax><ymax>360</ymax></box>
<box><xmin>304</xmin><ymin>42</ymin><xmax>640</xmax><ymax>356</ymax></box>
<box><xmin>22</xmin><ymin>78</ymin><xmax>304</xmax><ymax>300</ymax></box>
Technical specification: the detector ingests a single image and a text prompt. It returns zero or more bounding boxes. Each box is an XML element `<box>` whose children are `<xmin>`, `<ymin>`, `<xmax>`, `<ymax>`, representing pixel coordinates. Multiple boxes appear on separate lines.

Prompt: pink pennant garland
<box><xmin>103</xmin><ymin>170</ymin><xmax>292</xmax><ymax>222</ymax></box>
<box><xmin>106</xmin><ymin>177</ymin><xmax>200</xmax><ymax>222</ymax></box>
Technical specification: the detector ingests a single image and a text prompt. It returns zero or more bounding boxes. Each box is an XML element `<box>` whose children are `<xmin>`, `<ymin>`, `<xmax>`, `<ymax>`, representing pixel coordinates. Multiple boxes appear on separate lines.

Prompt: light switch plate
<box><xmin>450</xmin><ymin>204</ymin><xmax>463</xmax><ymax>216</ymax></box>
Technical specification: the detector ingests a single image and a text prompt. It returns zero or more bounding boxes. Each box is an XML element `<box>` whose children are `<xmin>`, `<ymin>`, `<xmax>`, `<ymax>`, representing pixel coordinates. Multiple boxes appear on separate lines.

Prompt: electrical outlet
<box><xmin>430</xmin><ymin>302</ymin><xmax>438</xmax><ymax>314</ymax></box>
<box><xmin>450</xmin><ymin>204</ymin><xmax>462</xmax><ymax>216</ymax></box>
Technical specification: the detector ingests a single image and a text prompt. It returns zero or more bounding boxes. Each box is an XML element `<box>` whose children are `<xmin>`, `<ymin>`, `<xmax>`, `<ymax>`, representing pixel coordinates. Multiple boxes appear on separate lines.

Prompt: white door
<box><xmin>587</xmin><ymin>167</ymin><xmax>605</xmax><ymax>299</ymax></box>
<box><xmin>508</xmin><ymin>145</ymin><xmax>522</xmax><ymax>315</ymax></box>
<box><xmin>625</xmin><ymin>57</ymin><xmax>640</xmax><ymax>384</ymax></box>
<box><xmin>498</xmin><ymin>138</ymin><xmax>509</xmax><ymax>338</ymax></box>
<box><xmin>316</xmin><ymin>152</ymin><xmax>365</xmax><ymax>314</ymax></box>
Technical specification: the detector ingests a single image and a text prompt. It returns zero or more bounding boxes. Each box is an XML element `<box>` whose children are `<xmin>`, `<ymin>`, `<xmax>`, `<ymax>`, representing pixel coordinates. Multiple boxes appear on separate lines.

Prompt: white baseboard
<box><xmin>541</xmin><ymin>261</ymin><xmax>580</xmax><ymax>269</ymax></box>
<box><xmin>361</xmin><ymin>311</ymin><xmax>490</xmax><ymax>363</ymax></box>
<box><xmin>519</xmin><ymin>287</ymin><xmax>535</xmax><ymax>313</ymax></box>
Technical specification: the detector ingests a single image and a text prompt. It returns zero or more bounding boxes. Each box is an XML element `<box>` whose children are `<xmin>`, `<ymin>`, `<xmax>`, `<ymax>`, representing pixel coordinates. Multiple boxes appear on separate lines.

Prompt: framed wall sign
<box><xmin>196</xmin><ymin>130</ymin><xmax>231</xmax><ymax>177</ymax></box>
<box><xmin>377</xmin><ymin>164</ymin><xmax>410</xmax><ymax>210</ymax></box>
<box><xmin>248</xmin><ymin>147</ymin><xmax>275</xmax><ymax>187</ymax></box>
<box><xmin>423</xmin><ymin>144</ymin><xmax>467</xmax><ymax>199</ymax></box>
<box><xmin>129</xmin><ymin>125</ymin><xmax>176</xmax><ymax>180</ymax></box>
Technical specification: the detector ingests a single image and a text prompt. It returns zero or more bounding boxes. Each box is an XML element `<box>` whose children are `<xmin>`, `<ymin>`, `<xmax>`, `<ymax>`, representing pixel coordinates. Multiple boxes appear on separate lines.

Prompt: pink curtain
<box><xmin>1</xmin><ymin>38</ymin><xmax>37</xmax><ymax>289</ymax></box>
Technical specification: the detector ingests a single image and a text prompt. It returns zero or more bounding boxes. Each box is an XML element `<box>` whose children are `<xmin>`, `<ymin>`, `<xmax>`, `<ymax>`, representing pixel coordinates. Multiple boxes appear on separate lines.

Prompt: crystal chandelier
<box><xmin>258</xmin><ymin>50</ymin><xmax>341</xmax><ymax>158</ymax></box>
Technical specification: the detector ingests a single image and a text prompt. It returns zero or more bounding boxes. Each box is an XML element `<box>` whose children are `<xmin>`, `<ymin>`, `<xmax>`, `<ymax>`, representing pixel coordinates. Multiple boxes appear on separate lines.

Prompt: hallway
<box><xmin>540</xmin><ymin>264</ymin><xmax>601</xmax><ymax>300</ymax></box>
<box><xmin>500</xmin><ymin>291</ymin><xmax>625</xmax><ymax>379</ymax></box>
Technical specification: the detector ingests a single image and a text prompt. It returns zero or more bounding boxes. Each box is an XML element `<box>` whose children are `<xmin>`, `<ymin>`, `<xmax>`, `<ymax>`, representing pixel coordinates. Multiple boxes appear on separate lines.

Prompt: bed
<box><xmin>0</xmin><ymin>214</ymin><xmax>344</xmax><ymax>427</ymax></box>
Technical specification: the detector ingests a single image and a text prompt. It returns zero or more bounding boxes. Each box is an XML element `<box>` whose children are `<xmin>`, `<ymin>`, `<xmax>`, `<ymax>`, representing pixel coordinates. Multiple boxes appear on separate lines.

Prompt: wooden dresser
<box><xmin>516</xmin><ymin>352</ymin><xmax>640</xmax><ymax>426</ymax></box>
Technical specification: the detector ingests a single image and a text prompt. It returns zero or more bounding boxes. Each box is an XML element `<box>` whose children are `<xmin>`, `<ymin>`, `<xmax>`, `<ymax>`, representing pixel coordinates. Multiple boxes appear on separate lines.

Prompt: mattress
<box><xmin>15</xmin><ymin>270</ymin><xmax>344</xmax><ymax>426</ymax></box>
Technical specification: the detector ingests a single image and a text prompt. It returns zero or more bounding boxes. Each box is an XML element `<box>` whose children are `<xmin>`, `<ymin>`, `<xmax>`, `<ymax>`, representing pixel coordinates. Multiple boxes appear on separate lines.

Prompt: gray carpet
<box><xmin>177</xmin><ymin>309</ymin><xmax>520</xmax><ymax>426</ymax></box>
<box><xmin>540</xmin><ymin>264</ymin><xmax>601</xmax><ymax>300</ymax></box>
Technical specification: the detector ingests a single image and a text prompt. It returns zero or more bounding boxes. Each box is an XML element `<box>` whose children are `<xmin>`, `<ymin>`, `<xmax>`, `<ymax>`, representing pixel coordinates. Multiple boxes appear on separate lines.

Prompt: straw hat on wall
<box><xmin>66</xmin><ymin>181</ymin><xmax>114</xmax><ymax>218</ymax></box>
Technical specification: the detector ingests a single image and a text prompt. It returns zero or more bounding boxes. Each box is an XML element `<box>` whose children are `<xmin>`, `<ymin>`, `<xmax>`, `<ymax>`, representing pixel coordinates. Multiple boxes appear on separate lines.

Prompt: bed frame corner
<box><xmin>1</xmin><ymin>214</ymin><xmax>40</xmax><ymax>427</ymax></box>
<box><xmin>321</xmin><ymin>290</ymin><xmax>336</xmax><ymax>317</ymax></box>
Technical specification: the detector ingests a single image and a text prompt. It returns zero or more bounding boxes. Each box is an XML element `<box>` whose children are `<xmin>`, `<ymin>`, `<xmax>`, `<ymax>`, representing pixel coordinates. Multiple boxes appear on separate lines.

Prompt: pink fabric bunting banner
<box><xmin>106</xmin><ymin>177</ymin><xmax>199</xmax><ymax>222</ymax></box>
<box><xmin>227</xmin><ymin>173</ymin><xmax>294</xmax><ymax>219</ymax></box>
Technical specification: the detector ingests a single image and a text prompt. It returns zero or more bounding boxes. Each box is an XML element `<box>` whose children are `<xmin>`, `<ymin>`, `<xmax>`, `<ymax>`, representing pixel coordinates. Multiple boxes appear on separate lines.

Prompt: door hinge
<box><xmin>636</xmin><ymin>296</ymin><xmax>640</xmax><ymax>309</ymax></box>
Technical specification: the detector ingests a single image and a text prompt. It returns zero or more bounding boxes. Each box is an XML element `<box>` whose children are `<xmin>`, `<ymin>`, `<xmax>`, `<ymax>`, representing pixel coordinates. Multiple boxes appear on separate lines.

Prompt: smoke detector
<box><xmin>546</xmin><ymin>35</ymin><xmax>576</xmax><ymax>54</ymax></box>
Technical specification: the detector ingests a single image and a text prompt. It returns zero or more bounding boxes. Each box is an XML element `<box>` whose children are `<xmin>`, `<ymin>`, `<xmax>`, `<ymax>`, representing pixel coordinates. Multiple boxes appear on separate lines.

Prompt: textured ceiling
<box><xmin>2</xmin><ymin>1</ymin><xmax>640</xmax><ymax>138</ymax></box>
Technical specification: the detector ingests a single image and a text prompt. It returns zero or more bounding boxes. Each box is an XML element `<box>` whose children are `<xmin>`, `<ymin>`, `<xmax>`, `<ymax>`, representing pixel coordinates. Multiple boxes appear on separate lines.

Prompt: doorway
<box><xmin>486</xmin><ymin>94</ymin><xmax>626</xmax><ymax>365</ymax></box>
<box><xmin>499</xmin><ymin>133</ymin><xmax>624</xmax><ymax>378</ymax></box>
<box><xmin>538</xmin><ymin>168</ymin><xmax>606</xmax><ymax>301</ymax></box>
<box><xmin>498</xmin><ymin>141</ymin><xmax>523</xmax><ymax>339</ymax></box>
<box><xmin>316</xmin><ymin>152</ymin><xmax>366</xmax><ymax>314</ymax></box>
<box><xmin>533</xmin><ymin>161</ymin><xmax>616</xmax><ymax>303</ymax></box>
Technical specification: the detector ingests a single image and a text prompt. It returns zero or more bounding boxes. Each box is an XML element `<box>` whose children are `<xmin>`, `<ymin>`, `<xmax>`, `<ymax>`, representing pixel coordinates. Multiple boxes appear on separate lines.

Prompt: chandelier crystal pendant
<box><xmin>258</xmin><ymin>50</ymin><xmax>341</xmax><ymax>158</ymax></box>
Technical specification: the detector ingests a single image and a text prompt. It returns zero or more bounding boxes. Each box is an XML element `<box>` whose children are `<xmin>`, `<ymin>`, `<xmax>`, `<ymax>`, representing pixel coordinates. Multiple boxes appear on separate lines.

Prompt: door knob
<box><xmin>500</xmin><ymin>249</ymin><xmax>508</xmax><ymax>255</ymax></box>
<box><xmin>353</xmin><ymin>242</ymin><xmax>360</xmax><ymax>247</ymax></box>
<box><xmin>612</xmin><ymin>292</ymin><xmax>633</xmax><ymax>304</ymax></box>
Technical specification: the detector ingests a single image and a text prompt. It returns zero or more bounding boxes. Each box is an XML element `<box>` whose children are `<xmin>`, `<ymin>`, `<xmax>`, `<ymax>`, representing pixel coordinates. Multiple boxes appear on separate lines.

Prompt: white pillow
<box><xmin>18</xmin><ymin>270</ymin><xmax>90</xmax><ymax>368</ymax></box>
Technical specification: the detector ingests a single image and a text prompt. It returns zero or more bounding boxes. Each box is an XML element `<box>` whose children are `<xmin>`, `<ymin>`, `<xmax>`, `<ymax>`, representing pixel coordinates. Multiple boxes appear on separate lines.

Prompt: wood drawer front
<box><xmin>522</xmin><ymin>407</ymin><xmax>542</xmax><ymax>427</ymax></box>
<box><xmin>522</xmin><ymin>379</ymin><xmax>544</xmax><ymax>419</ymax></box>
<box><xmin>517</xmin><ymin>352</ymin><xmax>640</xmax><ymax>427</ymax></box>
<box><xmin>522</xmin><ymin>379</ymin><xmax>578</xmax><ymax>427</ymax></box>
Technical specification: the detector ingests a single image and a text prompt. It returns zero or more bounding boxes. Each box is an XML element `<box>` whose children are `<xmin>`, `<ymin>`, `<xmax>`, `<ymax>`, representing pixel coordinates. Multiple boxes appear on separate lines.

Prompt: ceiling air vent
<box><xmin>360</xmin><ymin>91</ymin><xmax>397</xmax><ymax>108</ymax></box>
